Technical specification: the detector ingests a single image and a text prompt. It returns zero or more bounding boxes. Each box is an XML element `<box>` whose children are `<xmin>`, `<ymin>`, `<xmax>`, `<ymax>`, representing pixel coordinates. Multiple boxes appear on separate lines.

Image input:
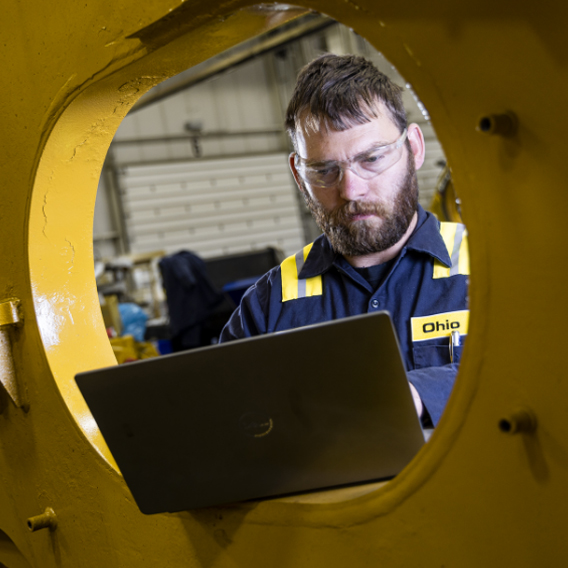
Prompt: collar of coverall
<box><xmin>297</xmin><ymin>204</ymin><xmax>454</xmax><ymax>280</ymax></box>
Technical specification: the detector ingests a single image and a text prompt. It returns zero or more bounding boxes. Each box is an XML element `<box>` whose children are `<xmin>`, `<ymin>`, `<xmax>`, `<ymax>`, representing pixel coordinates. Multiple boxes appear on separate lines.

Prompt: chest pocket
<box><xmin>413</xmin><ymin>341</ymin><xmax>463</xmax><ymax>369</ymax></box>
<box><xmin>411</xmin><ymin>310</ymin><xmax>468</xmax><ymax>369</ymax></box>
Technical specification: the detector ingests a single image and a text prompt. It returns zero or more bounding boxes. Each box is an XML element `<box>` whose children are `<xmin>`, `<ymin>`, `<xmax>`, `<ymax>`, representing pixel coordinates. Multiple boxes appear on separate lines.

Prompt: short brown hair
<box><xmin>285</xmin><ymin>54</ymin><xmax>407</xmax><ymax>150</ymax></box>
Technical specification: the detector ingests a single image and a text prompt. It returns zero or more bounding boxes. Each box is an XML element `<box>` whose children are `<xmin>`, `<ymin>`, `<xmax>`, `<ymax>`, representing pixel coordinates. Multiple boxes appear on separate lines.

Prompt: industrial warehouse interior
<box><xmin>95</xmin><ymin>15</ymin><xmax>454</xmax><ymax>361</ymax></box>
<box><xmin>3</xmin><ymin>0</ymin><xmax>566</xmax><ymax>564</ymax></box>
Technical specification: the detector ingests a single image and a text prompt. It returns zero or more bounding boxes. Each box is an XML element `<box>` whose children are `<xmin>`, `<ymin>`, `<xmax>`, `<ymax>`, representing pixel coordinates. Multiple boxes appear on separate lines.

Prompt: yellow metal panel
<box><xmin>1</xmin><ymin>0</ymin><xmax>568</xmax><ymax>566</ymax></box>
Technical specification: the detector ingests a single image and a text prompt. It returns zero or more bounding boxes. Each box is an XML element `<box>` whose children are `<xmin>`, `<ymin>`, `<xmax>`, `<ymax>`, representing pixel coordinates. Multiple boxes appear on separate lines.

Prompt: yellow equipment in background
<box><xmin>429</xmin><ymin>166</ymin><xmax>463</xmax><ymax>223</ymax></box>
<box><xmin>109</xmin><ymin>336</ymin><xmax>159</xmax><ymax>365</ymax></box>
<box><xmin>1</xmin><ymin>0</ymin><xmax>568</xmax><ymax>566</ymax></box>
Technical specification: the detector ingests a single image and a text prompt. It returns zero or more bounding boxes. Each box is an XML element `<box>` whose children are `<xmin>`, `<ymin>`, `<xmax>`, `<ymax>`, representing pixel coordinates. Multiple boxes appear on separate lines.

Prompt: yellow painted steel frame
<box><xmin>1</xmin><ymin>0</ymin><xmax>568</xmax><ymax>566</ymax></box>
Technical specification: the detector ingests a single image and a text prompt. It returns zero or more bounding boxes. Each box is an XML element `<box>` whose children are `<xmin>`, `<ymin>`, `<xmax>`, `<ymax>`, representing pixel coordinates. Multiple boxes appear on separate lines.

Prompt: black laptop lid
<box><xmin>76</xmin><ymin>311</ymin><xmax>424</xmax><ymax>513</ymax></box>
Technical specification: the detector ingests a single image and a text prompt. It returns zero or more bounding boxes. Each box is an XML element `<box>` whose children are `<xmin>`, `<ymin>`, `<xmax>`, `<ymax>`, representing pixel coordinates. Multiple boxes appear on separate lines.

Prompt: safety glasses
<box><xmin>294</xmin><ymin>128</ymin><xmax>407</xmax><ymax>189</ymax></box>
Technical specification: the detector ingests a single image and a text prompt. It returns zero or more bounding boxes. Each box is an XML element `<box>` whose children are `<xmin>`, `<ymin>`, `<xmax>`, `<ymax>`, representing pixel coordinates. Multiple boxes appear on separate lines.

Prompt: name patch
<box><xmin>411</xmin><ymin>310</ymin><xmax>469</xmax><ymax>342</ymax></box>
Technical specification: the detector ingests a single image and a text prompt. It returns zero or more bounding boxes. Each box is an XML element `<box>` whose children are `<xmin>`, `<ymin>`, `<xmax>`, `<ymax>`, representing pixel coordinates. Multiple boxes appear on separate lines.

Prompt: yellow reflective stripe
<box><xmin>280</xmin><ymin>254</ymin><xmax>299</xmax><ymax>302</ymax></box>
<box><xmin>281</xmin><ymin>243</ymin><xmax>322</xmax><ymax>302</ymax></box>
<box><xmin>458</xmin><ymin>231</ymin><xmax>470</xmax><ymax>275</ymax></box>
<box><xmin>433</xmin><ymin>222</ymin><xmax>469</xmax><ymax>279</ymax></box>
<box><xmin>433</xmin><ymin>223</ymin><xmax>456</xmax><ymax>278</ymax></box>
<box><xmin>304</xmin><ymin>269</ymin><xmax>323</xmax><ymax>298</ymax></box>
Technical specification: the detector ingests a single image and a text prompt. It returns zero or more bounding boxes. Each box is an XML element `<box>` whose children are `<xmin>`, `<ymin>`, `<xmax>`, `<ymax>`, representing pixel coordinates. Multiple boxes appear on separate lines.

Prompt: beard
<box><xmin>301</xmin><ymin>152</ymin><xmax>419</xmax><ymax>257</ymax></box>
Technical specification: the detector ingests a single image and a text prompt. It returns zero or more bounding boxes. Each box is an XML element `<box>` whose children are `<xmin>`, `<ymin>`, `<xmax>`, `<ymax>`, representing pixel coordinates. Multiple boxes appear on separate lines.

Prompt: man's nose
<box><xmin>337</xmin><ymin>167</ymin><xmax>368</xmax><ymax>201</ymax></box>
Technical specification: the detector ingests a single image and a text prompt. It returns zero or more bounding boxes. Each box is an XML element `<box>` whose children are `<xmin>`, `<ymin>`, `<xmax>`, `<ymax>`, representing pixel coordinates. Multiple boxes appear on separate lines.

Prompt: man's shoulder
<box><xmin>281</xmin><ymin>234</ymin><xmax>330</xmax><ymax>259</ymax></box>
<box><xmin>246</xmin><ymin>262</ymin><xmax>283</xmax><ymax>294</ymax></box>
<box><xmin>407</xmin><ymin>207</ymin><xmax>468</xmax><ymax>268</ymax></box>
<box><xmin>240</xmin><ymin>236</ymin><xmax>331</xmax><ymax>301</ymax></box>
<box><xmin>275</xmin><ymin>236</ymin><xmax>332</xmax><ymax>303</ymax></box>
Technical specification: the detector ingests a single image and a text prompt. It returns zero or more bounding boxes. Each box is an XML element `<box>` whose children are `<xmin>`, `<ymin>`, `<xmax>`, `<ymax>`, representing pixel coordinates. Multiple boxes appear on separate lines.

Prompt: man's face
<box><xmin>290</xmin><ymin>103</ymin><xmax>424</xmax><ymax>258</ymax></box>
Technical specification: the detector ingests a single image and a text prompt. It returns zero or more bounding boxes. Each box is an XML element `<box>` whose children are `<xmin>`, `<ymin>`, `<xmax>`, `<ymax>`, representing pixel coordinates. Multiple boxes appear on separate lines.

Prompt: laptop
<box><xmin>76</xmin><ymin>311</ymin><xmax>424</xmax><ymax>514</ymax></box>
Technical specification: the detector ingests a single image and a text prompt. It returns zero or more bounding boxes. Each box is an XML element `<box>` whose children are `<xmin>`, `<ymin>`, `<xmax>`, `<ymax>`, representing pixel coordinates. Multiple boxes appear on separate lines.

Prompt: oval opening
<box><xmin>29</xmin><ymin>6</ymin><xmax>469</xmax><ymax>513</ymax></box>
<box><xmin>90</xmin><ymin>15</ymin><xmax>467</xmax><ymax>508</ymax></box>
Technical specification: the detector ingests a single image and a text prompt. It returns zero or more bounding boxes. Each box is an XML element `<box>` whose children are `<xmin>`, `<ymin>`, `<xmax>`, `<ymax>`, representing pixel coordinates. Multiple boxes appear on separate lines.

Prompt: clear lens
<box><xmin>296</xmin><ymin>128</ymin><xmax>407</xmax><ymax>189</ymax></box>
<box><xmin>302</xmin><ymin>164</ymin><xmax>341</xmax><ymax>187</ymax></box>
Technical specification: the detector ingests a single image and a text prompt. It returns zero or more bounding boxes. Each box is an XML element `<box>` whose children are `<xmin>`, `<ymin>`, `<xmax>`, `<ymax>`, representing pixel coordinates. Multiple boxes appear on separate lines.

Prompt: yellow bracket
<box><xmin>0</xmin><ymin>298</ymin><xmax>26</xmax><ymax>410</ymax></box>
<box><xmin>0</xmin><ymin>299</ymin><xmax>20</xmax><ymax>327</ymax></box>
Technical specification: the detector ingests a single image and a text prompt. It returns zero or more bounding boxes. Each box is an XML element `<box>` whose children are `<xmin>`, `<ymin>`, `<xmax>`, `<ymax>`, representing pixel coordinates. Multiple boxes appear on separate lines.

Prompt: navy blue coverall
<box><xmin>220</xmin><ymin>206</ymin><xmax>469</xmax><ymax>425</ymax></box>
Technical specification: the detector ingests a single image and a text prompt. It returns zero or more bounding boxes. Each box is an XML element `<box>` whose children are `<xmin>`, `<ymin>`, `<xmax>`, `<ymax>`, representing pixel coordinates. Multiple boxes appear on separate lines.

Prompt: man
<box><xmin>220</xmin><ymin>54</ymin><xmax>468</xmax><ymax>427</ymax></box>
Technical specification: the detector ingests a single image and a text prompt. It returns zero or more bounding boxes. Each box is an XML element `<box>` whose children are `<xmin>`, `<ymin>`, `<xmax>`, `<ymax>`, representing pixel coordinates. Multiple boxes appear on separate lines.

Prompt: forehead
<box><xmin>296</xmin><ymin>103</ymin><xmax>401</xmax><ymax>161</ymax></box>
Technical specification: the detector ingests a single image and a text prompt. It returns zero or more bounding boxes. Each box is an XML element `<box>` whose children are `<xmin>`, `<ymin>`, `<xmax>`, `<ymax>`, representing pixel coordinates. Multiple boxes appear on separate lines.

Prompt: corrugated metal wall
<box><xmin>94</xmin><ymin>21</ymin><xmax>447</xmax><ymax>261</ymax></box>
<box><xmin>120</xmin><ymin>154</ymin><xmax>304</xmax><ymax>257</ymax></box>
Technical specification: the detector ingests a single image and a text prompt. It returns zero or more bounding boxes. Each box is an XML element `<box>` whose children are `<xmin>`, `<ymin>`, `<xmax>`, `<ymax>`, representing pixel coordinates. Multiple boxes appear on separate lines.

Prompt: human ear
<box><xmin>407</xmin><ymin>123</ymin><xmax>426</xmax><ymax>171</ymax></box>
<box><xmin>288</xmin><ymin>152</ymin><xmax>304</xmax><ymax>190</ymax></box>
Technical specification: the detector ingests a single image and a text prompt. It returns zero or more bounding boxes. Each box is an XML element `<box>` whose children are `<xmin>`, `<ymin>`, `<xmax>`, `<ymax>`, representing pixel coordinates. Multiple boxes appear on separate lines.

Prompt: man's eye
<box><xmin>363</xmin><ymin>153</ymin><xmax>384</xmax><ymax>164</ymax></box>
<box><xmin>309</xmin><ymin>165</ymin><xmax>336</xmax><ymax>176</ymax></box>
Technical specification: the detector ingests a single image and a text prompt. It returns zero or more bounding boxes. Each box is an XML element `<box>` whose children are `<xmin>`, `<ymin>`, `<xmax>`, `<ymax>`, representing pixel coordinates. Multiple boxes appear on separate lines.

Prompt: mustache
<box><xmin>330</xmin><ymin>200</ymin><xmax>388</xmax><ymax>224</ymax></box>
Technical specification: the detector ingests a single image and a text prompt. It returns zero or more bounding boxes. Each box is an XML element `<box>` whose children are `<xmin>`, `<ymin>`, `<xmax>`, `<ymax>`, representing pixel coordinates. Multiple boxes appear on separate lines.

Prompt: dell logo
<box><xmin>239</xmin><ymin>412</ymin><xmax>274</xmax><ymax>438</ymax></box>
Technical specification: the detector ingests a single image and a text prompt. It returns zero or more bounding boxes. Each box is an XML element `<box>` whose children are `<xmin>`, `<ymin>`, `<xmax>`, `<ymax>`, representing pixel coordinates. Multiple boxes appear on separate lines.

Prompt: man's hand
<box><xmin>409</xmin><ymin>382</ymin><xmax>423</xmax><ymax>418</ymax></box>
